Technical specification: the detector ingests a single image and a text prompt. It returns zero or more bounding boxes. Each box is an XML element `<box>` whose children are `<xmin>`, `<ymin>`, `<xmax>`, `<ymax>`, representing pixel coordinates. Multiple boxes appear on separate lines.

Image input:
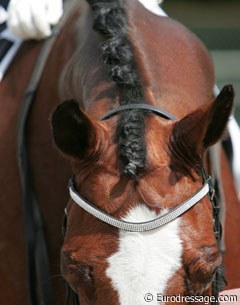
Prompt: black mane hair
<box><xmin>86</xmin><ymin>0</ymin><xmax>147</xmax><ymax>177</ymax></box>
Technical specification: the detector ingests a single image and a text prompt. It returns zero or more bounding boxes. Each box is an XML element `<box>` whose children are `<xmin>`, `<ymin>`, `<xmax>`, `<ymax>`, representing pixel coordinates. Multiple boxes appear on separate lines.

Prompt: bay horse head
<box><xmin>51</xmin><ymin>0</ymin><xmax>234</xmax><ymax>304</ymax></box>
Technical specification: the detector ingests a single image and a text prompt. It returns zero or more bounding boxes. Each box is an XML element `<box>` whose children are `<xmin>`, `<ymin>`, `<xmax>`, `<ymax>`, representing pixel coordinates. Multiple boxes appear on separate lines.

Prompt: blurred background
<box><xmin>162</xmin><ymin>0</ymin><xmax>240</xmax><ymax>123</ymax></box>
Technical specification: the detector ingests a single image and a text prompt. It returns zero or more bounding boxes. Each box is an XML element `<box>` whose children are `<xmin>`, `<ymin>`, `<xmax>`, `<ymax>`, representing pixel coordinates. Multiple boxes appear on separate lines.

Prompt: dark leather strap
<box><xmin>202</xmin><ymin>168</ymin><xmax>225</xmax><ymax>304</ymax></box>
<box><xmin>17</xmin><ymin>37</ymin><xmax>58</xmax><ymax>305</ymax></box>
<box><xmin>0</xmin><ymin>38</ymin><xmax>13</xmax><ymax>60</ymax></box>
<box><xmin>62</xmin><ymin>214</ymin><xmax>80</xmax><ymax>305</ymax></box>
<box><xmin>17</xmin><ymin>2</ymin><xmax>74</xmax><ymax>304</ymax></box>
<box><xmin>100</xmin><ymin>103</ymin><xmax>177</xmax><ymax>121</ymax></box>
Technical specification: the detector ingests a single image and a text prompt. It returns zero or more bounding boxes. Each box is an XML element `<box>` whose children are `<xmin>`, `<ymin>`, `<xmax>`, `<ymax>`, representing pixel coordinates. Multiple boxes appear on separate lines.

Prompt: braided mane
<box><xmin>86</xmin><ymin>0</ymin><xmax>147</xmax><ymax>177</ymax></box>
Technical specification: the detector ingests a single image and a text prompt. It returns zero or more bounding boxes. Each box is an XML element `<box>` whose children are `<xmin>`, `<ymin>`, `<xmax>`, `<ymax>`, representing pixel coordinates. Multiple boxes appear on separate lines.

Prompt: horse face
<box><xmin>51</xmin><ymin>86</ymin><xmax>233</xmax><ymax>305</ymax></box>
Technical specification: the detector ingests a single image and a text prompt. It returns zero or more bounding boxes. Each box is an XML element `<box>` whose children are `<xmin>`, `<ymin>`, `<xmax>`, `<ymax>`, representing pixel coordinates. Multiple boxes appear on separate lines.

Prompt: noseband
<box><xmin>65</xmin><ymin>104</ymin><xmax>223</xmax><ymax>305</ymax></box>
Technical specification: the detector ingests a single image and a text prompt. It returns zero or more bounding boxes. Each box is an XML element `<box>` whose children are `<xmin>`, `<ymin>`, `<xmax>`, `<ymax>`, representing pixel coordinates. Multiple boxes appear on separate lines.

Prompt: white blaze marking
<box><xmin>106</xmin><ymin>205</ymin><xmax>182</xmax><ymax>305</ymax></box>
<box><xmin>137</xmin><ymin>0</ymin><xmax>167</xmax><ymax>17</ymax></box>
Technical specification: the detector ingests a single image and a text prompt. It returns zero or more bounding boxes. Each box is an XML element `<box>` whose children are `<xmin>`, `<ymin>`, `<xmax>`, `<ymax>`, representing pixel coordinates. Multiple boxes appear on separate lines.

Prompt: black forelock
<box><xmin>86</xmin><ymin>0</ymin><xmax>147</xmax><ymax>177</ymax></box>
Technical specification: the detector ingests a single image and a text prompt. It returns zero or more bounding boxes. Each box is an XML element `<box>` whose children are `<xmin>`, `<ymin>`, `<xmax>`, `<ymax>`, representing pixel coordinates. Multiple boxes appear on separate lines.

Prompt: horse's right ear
<box><xmin>171</xmin><ymin>85</ymin><xmax>234</xmax><ymax>166</ymax></box>
<box><xmin>51</xmin><ymin>100</ymin><xmax>103</xmax><ymax>159</ymax></box>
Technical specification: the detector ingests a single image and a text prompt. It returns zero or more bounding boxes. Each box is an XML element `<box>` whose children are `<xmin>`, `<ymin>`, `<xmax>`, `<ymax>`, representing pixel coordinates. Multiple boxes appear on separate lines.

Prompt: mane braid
<box><xmin>86</xmin><ymin>0</ymin><xmax>147</xmax><ymax>177</ymax></box>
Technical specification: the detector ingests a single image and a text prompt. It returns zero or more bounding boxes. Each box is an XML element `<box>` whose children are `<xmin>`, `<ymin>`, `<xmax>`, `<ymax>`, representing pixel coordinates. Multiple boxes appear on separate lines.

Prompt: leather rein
<box><xmin>17</xmin><ymin>2</ymin><xmax>74</xmax><ymax>305</ymax></box>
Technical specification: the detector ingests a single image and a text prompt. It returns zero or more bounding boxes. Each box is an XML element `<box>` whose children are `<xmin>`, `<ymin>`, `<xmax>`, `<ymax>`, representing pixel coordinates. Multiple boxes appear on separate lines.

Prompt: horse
<box><xmin>1</xmin><ymin>0</ymin><xmax>240</xmax><ymax>305</ymax></box>
<box><xmin>51</xmin><ymin>0</ymin><xmax>240</xmax><ymax>304</ymax></box>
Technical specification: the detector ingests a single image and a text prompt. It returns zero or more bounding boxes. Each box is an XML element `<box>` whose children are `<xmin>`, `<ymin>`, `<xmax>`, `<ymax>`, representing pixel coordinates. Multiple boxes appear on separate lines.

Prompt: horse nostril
<box><xmin>61</xmin><ymin>249</ymin><xmax>72</xmax><ymax>261</ymax></box>
<box><xmin>61</xmin><ymin>252</ymin><xmax>68</xmax><ymax>277</ymax></box>
<box><xmin>61</xmin><ymin>249</ymin><xmax>94</xmax><ymax>284</ymax></box>
<box><xmin>76</xmin><ymin>264</ymin><xmax>94</xmax><ymax>283</ymax></box>
<box><xmin>61</xmin><ymin>249</ymin><xmax>77</xmax><ymax>275</ymax></box>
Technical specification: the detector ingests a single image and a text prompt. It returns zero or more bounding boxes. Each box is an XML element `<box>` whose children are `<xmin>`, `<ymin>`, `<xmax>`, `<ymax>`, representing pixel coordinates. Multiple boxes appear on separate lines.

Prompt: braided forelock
<box><xmin>86</xmin><ymin>0</ymin><xmax>147</xmax><ymax>177</ymax></box>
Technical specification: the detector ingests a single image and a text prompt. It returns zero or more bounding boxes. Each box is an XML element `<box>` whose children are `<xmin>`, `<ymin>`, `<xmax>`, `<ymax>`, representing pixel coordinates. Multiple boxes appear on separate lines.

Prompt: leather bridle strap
<box><xmin>17</xmin><ymin>36</ymin><xmax>57</xmax><ymax>305</ymax></box>
<box><xmin>100</xmin><ymin>103</ymin><xmax>177</xmax><ymax>121</ymax></box>
<box><xmin>17</xmin><ymin>2</ymin><xmax>74</xmax><ymax>304</ymax></box>
<box><xmin>69</xmin><ymin>178</ymin><xmax>210</xmax><ymax>232</ymax></box>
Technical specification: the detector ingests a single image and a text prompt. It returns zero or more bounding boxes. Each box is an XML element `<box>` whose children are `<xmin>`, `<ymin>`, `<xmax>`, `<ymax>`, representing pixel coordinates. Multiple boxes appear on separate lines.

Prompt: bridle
<box><xmin>69</xmin><ymin>173</ymin><xmax>210</xmax><ymax>233</ymax></box>
<box><xmin>64</xmin><ymin>103</ymin><xmax>224</xmax><ymax>305</ymax></box>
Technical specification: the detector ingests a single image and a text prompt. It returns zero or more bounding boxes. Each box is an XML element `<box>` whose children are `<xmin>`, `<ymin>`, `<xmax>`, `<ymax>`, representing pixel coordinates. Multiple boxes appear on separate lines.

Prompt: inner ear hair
<box><xmin>51</xmin><ymin>100</ymin><xmax>100</xmax><ymax>159</ymax></box>
<box><xmin>203</xmin><ymin>84</ymin><xmax>234</xmax><ymax>148</ymax></box>
<box><xmin>169</xmin><ymin>85</ymin><xmax>234</xmax><ymax>177</ymax></box>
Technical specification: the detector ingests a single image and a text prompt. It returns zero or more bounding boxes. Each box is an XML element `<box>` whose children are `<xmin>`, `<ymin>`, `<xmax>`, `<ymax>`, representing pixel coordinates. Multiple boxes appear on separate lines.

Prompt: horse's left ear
<box><xmin>51</xmin><ymin>100</ymin><xmax>104</xmax><ymax>159</ymax></box>
<box><xmin>172</xmin><ymin>85</ymin><xmax>234</xmax><ymax>158</ymax></box>
<box><xmin>203</xmin><ymin>85</ymin><xmax>234</xmax><ymax>147</ymax></box>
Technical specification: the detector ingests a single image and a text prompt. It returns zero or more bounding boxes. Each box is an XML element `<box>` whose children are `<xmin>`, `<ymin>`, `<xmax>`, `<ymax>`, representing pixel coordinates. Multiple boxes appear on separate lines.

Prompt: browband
<box><xmin>100</xmin><ymin>104</ymin><xmax>177</xmax><ymax>121</ymax></box>
<box><xmin>69</xmin><ymin>177</ymin><xmax>210</xmax><ymax>232</ymax></box>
